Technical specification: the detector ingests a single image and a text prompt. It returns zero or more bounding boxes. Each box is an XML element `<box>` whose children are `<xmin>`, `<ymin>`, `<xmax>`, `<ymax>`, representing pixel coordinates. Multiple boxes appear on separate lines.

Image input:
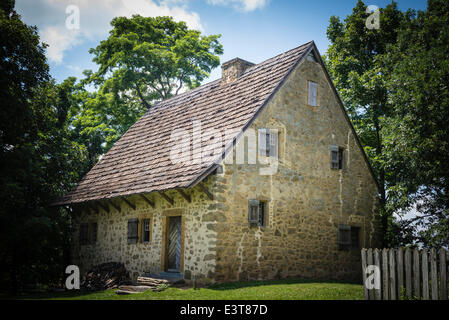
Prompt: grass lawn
<box><xmin>12</xmin><ymin>279</ymin><xmax>364</xmax><ymax>300</ymax></box>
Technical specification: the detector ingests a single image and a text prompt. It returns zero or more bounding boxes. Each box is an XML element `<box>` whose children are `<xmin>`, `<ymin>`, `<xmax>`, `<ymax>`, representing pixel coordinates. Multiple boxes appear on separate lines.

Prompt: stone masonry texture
<box><xmin>71</xmin><ymin>53</ymin><xmax>381</xmax><ymax>284</ymax></box>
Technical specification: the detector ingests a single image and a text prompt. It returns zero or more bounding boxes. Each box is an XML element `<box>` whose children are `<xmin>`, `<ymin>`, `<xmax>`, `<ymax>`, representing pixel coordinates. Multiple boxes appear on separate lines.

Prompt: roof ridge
<box><xmin>54</xmin><ymin>41</ymin><xmax>316</xmax><ymax>205</ymax></box>
<box><xmin>150</xmin><ymin>41</ymin><xmax>314</xmax><ymax>109</ymax></box>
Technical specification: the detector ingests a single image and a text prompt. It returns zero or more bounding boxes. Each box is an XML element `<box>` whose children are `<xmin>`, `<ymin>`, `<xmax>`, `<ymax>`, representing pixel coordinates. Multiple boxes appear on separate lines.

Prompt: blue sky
<box><xmin>16</xmin><ymin>0</ymin><xmax>428</xmax><ymax>84</ymax></box>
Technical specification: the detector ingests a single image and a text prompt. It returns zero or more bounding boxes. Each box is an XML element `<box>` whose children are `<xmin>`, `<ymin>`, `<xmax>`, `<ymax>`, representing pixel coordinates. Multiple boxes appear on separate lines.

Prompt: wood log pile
<box><xmin>115</xmin><ymin>276</ymin><xmax>185</xmax><ymax>295</ymax></box>
<box><xmin>81</xmin><ymin>262</ymin><xmax>129</xmax><ymax>291</ymax></box>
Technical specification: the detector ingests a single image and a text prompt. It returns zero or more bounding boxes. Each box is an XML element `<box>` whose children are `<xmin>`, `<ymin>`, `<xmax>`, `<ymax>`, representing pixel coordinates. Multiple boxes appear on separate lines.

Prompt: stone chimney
<box><xmin>221</xmin><ymin>58</ymin><xmax>254</xmax><ymax>85</ymax></box>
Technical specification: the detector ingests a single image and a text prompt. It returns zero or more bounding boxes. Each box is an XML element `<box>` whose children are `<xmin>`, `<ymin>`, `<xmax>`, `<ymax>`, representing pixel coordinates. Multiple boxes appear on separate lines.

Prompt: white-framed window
<box><xmin>308</xmin><ymin>81</ymin><xmax>318</xmax><ymax>107</ymax></box>
<box><xmin>258</xmin><ymin>129</ymin><xmax>278</xmax><ymax>158</ymax></box>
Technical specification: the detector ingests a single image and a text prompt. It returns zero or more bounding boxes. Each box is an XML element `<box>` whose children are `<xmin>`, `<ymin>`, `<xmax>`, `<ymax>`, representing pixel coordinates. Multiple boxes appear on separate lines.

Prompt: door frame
<box><xmin>161</xmin><ymin>209</ymin><xmax>185</xmax><ymax>272</ymax></box>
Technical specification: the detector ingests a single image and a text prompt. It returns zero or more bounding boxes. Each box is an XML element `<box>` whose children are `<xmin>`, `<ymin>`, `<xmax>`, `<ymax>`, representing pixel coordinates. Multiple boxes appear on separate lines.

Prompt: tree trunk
<box><xmin>135</xmin><ymin>85</ymin><xmax>151</xmax><ymax>109</ymax></box>
<box><xmin>374</xmin><ymin>115</ymin><xmax>388</xmax><ymax>246</ymax></box>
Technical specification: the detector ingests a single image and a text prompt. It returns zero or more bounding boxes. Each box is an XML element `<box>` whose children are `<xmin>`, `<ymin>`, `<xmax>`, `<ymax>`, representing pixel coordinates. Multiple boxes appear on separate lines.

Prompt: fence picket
<box><xmin>430</xmin><ymin>248</ymin><xmax>438</xmax><ymax>300</ymax></box>
<box><xmin>422</xmin><ymin>249</ymin><xmax>429</xmax><ymax>300</ymax></box>
<box><xmin>367</xmin><ymin>248</ymin><xmax>374</xmax><ymax>300</ymax></box>
<box><xmin>405</xmin><ymin>248</ymin><xmax>412</xmax><ymax>298</ymax></box>
<box><xmin>382</xmin><ymin>248</ymin><xmax>389</xmax><ymax>300</ymax></box>
<box><xmin>361</xmin><ymin>249</ymin><xmax>368</xmax><ymax>300</ymax></box>
<box><xmin>362</xmin><ymin>247</ymin><xmax>447</xmax><ymax>300</ymax></box>
<box><xmin>397</xmin><ymin>248</ymin><xmax>404</xmax><ymax>297</ymax></box>
<box><xmin>440</xmin><ymin>248</ymin><xmax>447</xmax><ymax>300</ymax></box>
<box><xmin>413</xmin><ymin>248</ymin><xmax>420</xmax><ymax>299</ymax></box>
<box><xmin>389</xmin><ymin>249</ymin><xmax>396</xmax><ymax>299</ymax></box>
<box><xmin>374</xmin><ymin>249</ymin><xmax>381</xmax><ymax>300</ymax></box>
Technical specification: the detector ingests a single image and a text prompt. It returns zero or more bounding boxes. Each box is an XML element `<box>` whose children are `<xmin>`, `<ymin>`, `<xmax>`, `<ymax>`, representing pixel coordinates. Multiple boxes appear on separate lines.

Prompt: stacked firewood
<box><xmin>115</xmin><ymin>277</ymin><xmax>169</xmax><ymax>294</ymax></box>
<box><xmin>81</xmin><ymin>262</ymin><xmax>128</xmax><ymax>291</ymax></box>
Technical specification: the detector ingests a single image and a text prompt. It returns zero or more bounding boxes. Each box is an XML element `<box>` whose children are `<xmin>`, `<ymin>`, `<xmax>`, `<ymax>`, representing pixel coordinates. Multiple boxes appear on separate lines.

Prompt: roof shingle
<box><xmin>57</xmin><ymin>42</ymin><xmax>314</xmax><ymax>205</ymax></box>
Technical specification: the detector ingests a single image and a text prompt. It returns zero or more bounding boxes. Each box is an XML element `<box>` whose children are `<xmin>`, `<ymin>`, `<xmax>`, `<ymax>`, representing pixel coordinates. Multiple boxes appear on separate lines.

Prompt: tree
<box><xmin>88</xmin><ymin>15</ymin><xmax>223</xmax><ymax>108</ymax></box>
<box><xmin>66</xmin><ymin>16</ymin><xmax>223</xmax><ymax>167</ymax></box>
<box><xmin>383</xmin><ymin>0</ymin><xmax>449</xmax><ymax>247</ymax></box>
<box><xmin>0</xmin><ymin>1</ymin><xmax>86</xmax><ymax>292</ymax></box>
<box><xmin>324</xmin><ymin>1</ymin><xmax>405</xmax><ymax>244</ymax></box>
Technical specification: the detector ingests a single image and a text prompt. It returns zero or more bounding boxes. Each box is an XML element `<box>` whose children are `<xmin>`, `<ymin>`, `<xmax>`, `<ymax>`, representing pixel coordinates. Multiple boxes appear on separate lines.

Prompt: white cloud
<box><xmin>16</xmin><ymin>0</ymin><xmax>203</xmax><ymax>64</ymax></box>
<box><xmin>207</xmin><ymin>0</ymin><xmax>267</xmax><ymax>12</ymax></box>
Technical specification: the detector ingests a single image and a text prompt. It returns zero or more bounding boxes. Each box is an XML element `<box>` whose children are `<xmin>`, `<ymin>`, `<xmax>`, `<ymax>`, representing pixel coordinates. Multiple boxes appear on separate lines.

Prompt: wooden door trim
<box><xmin>161</xmin><ymin>211</ymin><xmax>185</xmax><ymax>273</ymax></box>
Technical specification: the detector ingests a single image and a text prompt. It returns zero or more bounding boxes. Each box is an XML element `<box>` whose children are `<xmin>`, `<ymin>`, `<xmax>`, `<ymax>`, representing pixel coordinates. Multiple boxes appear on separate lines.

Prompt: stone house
<box><xmin>57</xmin><ymin>41</ymin><xmax>381</xmax><ymax>283</ymax></box>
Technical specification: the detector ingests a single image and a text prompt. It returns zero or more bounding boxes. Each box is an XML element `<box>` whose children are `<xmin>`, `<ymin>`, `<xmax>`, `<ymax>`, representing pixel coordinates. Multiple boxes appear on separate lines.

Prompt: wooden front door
<box><xmin>167</xmin><ymin>216</ymin><xmax>182</xmax><ymax>272</ymax></box>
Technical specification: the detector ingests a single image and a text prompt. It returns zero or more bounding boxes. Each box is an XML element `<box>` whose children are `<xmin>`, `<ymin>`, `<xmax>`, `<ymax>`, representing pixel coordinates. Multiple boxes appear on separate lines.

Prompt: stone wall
<box><xmin>212</xmin><ymin>58</ymin><xmax>381</xmax><ymax>283</ymax></box>
<box><xmin>71</xmin><ymin>182</ymin><xmax>219</xmax><ymax>282</ymax></box>
<box><xmin>72</xmin><ymin>55</ymin><xmax>381</xmax><ymax>284</ymax></box>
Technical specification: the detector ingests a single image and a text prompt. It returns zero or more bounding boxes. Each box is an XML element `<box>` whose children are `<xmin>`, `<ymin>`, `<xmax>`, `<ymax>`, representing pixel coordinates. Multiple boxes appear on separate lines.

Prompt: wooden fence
<box><xmin>361</xmin><ymin>248</ymin><xmax>448</xmax><ymax>300</ymax></box>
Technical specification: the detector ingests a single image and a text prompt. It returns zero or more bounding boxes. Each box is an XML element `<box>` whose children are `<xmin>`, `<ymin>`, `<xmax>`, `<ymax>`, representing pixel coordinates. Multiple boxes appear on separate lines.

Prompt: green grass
<box><xmin>11</xmin><ymin>279</ymin><xmax>364</xmax><ymax>300</ymax></box>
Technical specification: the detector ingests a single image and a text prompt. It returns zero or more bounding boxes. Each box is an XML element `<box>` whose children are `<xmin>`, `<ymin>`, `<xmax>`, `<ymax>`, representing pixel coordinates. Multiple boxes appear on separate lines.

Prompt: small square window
<box><xmin>142</xmin><ymin>219</ymin><xmax>151</xmax><ymax>243</ymax></box>
<box><xmin>248</xmin><ymin>200</ymin><xmax>266</xmax><ymax>227</ymax></box>
<box><xmin>338</xmin><ymin>225</ymin><xmax>360</xmax><ymax>250</ymax></box>
<box><xmin>331</xmin><ymin>146</ymin><xmax>344</xmax><ymax>170</ymax></box>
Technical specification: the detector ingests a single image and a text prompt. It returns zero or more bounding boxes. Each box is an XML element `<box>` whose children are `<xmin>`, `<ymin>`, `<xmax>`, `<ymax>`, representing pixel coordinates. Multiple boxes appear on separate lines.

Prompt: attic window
<box><xmin>308</xmin><ymin>81</ymin><xmax>318</xmax><ymax>107</ymax></box>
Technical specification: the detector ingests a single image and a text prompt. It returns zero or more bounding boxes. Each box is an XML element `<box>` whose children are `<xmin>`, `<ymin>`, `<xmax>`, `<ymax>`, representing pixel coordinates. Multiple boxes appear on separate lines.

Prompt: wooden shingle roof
<box><xmin>57</xmin><ymin>42</ymin><xmax>314</xmax><ymax>205</ymax></box>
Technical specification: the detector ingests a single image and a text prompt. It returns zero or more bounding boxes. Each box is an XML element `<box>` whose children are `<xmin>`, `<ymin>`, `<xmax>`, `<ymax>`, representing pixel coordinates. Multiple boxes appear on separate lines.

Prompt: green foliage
<box><xmin>88</xmin><ymin>15</ymin><xmax>223</xmax><ymax>106</ymax></box>
<box><xmin>399</xmin><ymin>287</ymin><xmax>419</xmax><ymax>300</ymax></box>
<box><xmin>0</xmin><ymin>5</ymin><xmax>223</xmax><ymax>292</ymax></box>
<box><xmin>66</xmin><ymin>15</ymin><xmax>223</xmax><ymax>165</ymax></box>
<box><xmin>0</xmin><ymin>3</ymin><xmax>86</xmax><ymax>292</ymax></box>
<box><xmin>382</xmin><ymin>0</ymin><xmax>449</xmax><ymax>247</ymax></box>
<box><xmin>324</xmin><ymin>0</ymin><xmax>406</xmax><ymax>243</ymax></box>
<box><xmin>326</xmin><ymin>0</ymin><xmax>449</xmax><ymax>247</ymax></box>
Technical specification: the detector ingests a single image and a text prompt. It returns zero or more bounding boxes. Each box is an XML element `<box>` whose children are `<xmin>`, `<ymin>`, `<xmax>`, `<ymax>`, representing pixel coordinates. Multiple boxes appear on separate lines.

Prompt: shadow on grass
<box><xmin>2</xmin><ymin>290</ymin><xmax>105</xmax><ymax>300</ymax></box>
<box><xmin>207</xmin><ymin>278</ymin><xmax>361</xmax><ymax>291</ymax></box>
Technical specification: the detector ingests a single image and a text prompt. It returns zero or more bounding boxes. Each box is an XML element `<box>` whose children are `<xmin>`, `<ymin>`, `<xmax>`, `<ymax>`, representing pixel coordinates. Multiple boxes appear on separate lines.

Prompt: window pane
<box><xmin>265</xmin><ymin>132</ymin><xmax>270</xmax><ymax>156</ymax></box>
<box><xmin>128</xmin><ymin>219</ymin><xmax>139</xmax><ymax>244</ymax></box>
<box><xmin>142</xmin><ymin>219</ymin><xmax>150</xmax><ymax>243</ymax></box>
<box><xmin>258</xmin><ymin>129</ymin><xmax>267</xmax><ymax>156</ymax></box>
<box><xmin>250</xmin><ymin>206</ymin><xmax>258</xmax><ymax>221</ymax></box>
<box><xmin>338</xmin><ymin>149</ymin><xmax>344</xmax><ymax>169</ymax></box>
